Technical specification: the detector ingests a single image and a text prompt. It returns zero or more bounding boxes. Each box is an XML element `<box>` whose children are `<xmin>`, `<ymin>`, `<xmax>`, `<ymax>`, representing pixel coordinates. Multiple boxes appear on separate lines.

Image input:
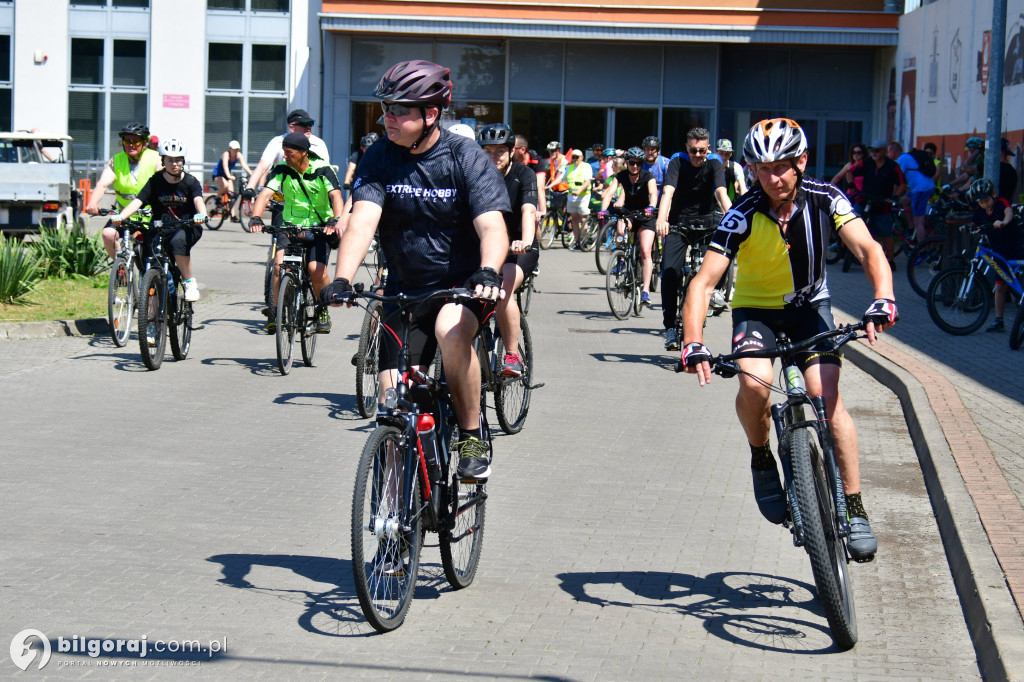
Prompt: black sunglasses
<box><xmin>380</xmin><ymin>101</ymin><xmax>412</xmax><ymax>117</ymax></box>
<box><xmin>626</xmin><ymin>160</ymin><xmax>642</xmax><ymax>166</ymax></box>
<box><xmin>687</xmin><ymin>147</ymin><xmax>709</xmax><ymax>155</ymax></box>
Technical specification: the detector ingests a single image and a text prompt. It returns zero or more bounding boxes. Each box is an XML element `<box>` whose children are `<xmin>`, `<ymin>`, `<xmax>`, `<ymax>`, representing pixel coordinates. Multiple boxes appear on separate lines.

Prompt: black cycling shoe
<box><xmin>751</xmin><ymin>465</ymin><xmax>788</xmax><ymax>524</ymax></box>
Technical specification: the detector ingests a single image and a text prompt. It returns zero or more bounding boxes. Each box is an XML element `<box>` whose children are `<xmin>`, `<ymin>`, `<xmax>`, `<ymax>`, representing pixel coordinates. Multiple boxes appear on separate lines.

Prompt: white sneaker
<box><xmin>183</xmin><ymin>278</ymin><xmax>200</xmax><ymax>302</ymax></box>
<box><xmin>710</xmin><ymin>290</ymin><xmax>727</xmax><ymax>309</ymax></box>
<box><xmin>146</xmin><ymin>324</ymin><xmax>157</xmax><ymax>347</ymax></box>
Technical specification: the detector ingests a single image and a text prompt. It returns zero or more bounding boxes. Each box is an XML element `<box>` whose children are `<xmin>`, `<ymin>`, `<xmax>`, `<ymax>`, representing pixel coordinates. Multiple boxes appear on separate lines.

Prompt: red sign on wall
<box><xmin>162</xmin><ymin>94</ymin><xmax>190</xmax><ymax>109</ymax></box>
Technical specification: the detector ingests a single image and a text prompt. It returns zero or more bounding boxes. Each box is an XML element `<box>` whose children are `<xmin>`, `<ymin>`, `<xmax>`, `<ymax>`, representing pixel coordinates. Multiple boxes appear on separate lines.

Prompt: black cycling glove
<box><xmin>247</xmin><ymin>216</ymin><xmax>264</xmax><ymax>232</ymax></box>
<box><xmin>465</xmin><ymin>267</ymin><xmax>502</xmax><ymax>291</ymax></box>
<box><xmin>863</xmin><ymin>298</ymin><xmax>898</xmax><ymax>326</ymax></box>
<box><xmin>326</xmin><ymin>216</ymin><xmax>340</xmax><ymax>228</ymax></box>
<box><xmin>320</xmin><ymin>277</ymin><xmax>353</xmax><ymax>303</ymax></box>
<box><xmin>682</xmin><ymin>342</ymin><xmax>711</xmax><ymax>367</ymax></box>
<box><xmin>241</xmin><ymin>187</ymin><xmax>257</xmax><ymax>200</ymax></box>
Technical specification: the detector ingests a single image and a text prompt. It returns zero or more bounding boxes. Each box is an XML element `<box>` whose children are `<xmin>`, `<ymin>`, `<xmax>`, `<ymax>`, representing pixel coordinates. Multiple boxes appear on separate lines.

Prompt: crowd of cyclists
<box><xmin>81</xmin><ymin>57</ymin><xmax>1024</xmax><ymax>587</ymax></box>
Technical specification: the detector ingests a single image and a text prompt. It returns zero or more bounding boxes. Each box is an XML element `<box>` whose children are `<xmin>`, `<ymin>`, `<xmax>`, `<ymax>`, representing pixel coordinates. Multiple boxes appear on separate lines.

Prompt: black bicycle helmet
<box><xmin>642</xmin><ymin>135</ymin><xmax>661</xmax><ymax>149</ymax></box>
<box><xmin>968</xmin><ymin>177</ymin><xmax>995</xmax><ymax>202</ymax></box>
<box><xmin>119</xmin><ymin>121</ymin><xmax>150</xmax><ymax>139</ymax></box>
<box><xmin>373</xmin><ymin>60</ymin><xmax>453</xmax><ymax>109</ymax></box>
<box><xmin>360</xmin><ymin>132</ymin><xmax>379</xmax><ymax>148</ymax></box>
<box><xmin>624</xmin><ymin>146</ymin><xmax>645</xmax><ymax>161</ymax></box>
<box><xmin>477</xmin><ymin>123</ymin><xmax>515</xmax><ymax>149</ymax></box>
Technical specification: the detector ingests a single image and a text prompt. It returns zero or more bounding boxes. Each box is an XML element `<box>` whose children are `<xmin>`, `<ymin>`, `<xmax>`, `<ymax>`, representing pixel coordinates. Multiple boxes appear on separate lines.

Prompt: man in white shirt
<box><xmin>244</xmin><ymin>109</ymin><xmax>330</xmax><ymax>196</ymax></box>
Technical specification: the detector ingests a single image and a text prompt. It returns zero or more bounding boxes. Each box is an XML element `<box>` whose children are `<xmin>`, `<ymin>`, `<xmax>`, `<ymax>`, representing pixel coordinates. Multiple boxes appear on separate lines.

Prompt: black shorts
<box><xmin>277</xmin><ymin>231</ymin><xmax>334</xmax><ymax>265</ymax></box>
<box><xmin>505</xmin><ymin>248</ymin><xmax>539</xmax><ymax>274</ymax></box>
<box><xmin>731</xmin><ymin>299</ymin><xmax>842</xmax><ymax>371</ymax></box>
<box><xmin>378</xmin><ymin>294</ymin><xmax>493</xmax><ymax>372</ymax></box>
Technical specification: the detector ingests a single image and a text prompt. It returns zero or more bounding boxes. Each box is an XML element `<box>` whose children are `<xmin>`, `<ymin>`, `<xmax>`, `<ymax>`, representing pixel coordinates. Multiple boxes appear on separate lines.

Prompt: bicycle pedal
<box><xmin>851</xmin><ymin>553</ymin><xmax>876</xmax><ymax>564</ymax></box>
<box><xmin>460</xmin><ymin>476</ymin><xmax>488</xmax><ymax>484</ymax></box>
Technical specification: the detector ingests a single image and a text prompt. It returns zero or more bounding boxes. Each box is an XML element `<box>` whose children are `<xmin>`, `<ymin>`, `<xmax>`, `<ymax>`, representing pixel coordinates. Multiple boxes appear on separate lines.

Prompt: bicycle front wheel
<box><xmin>355</xmin><ymin>300</ymin><xmax>383</xmax><ymax>419</ymax></box>
<box><xmin>579</xmin><ymin>216</ymin><xmax>599</xmax><ymax>252</ymax></box>
<box><xmin>539</xmin><ymin>213</ymin><xmax>556</xmax><ymax>249</ymax></box>
<box><xmin>1010</xmin><ymin>301</ymin><xmax>1024</xmax><ymax>350</ymax></box>
<box><xmin>926</xmin><ymin>267</ymin><xmax>991</xmax><ymax>335</ymax></box>
<box><xmin>440</xmin><ymin>449</ymin><xmax>487</xmax><ymax>589</ymax></box>
<box><xmin>351</xmin><ymin>425</ymin><xmax>423</xmax><ymax>632</ymax></box>
<box><xmin>786</xmin><ymin>426</ymin><xmax>858</xmax><ymax>650</ymax></box>
<box><xmin>276</xmin><ymin>273</ymin><xmax>298</xmax><ymax>375</ymax></box>
<box><xmin>905</xmin><ymin>236</ymin><xmax>944</xmax><ymax>298</ymax></box>
<box><xmin>494</xmin><ymin>315</ymin><xmax>533</xmax><ymax>434</ymax></box>
<box><xmin>107</xmin><ymin>257</ymin><xmax>135</xmax><ymax>347</ymax></box>
<box><xmin>605</xmin><ymin>249</ymin><xmax>634</xmax><ymax>320</ymax></box>
<box><xmin>300</xmin><ymin>291</ymin><xmax>317</xmax><ymax>367</ymax></box>
<box><xmin>595</xmin><ymin>222</ymin><xmax>612</xmax><ymax>274</ymax></box>
<box><xmin>516</xmin><ymin>274</ymin><xmax>534</xmax><ymax>316</ymax></box>
<box><xmin>138</xmin><ymin>269</ymin><xmax>167</xmax><ymax>371</ymax></box>
<box><xmin>169</xmin><ymin>284</ymin><xmax>192</xmax><ymax>361</ymax></box>
<box><xmin>204</xmin><ymin>195</ymin><xmax>224</xmax><ymax>230</ymax></box>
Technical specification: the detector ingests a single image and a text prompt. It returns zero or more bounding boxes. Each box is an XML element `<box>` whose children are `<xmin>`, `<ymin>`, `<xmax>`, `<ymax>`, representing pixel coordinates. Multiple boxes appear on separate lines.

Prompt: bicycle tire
<box><xmin>263</xmin><ymin>247</ymin><xmax>276</xmax><ymax>311</ymax></box>
<box><xmin>650</xmin><ymin>238</ymin><xmax>662</xmax><ymax>293</ymax></box>
<box><xmin>579</xmin><ymin>216</ymin><xmax>599</xmax><ymax>252</ymax></box>
<box><xmin>169</xmin><ymin>284</ymin><xmax>192</xmax><ymax>361</ymax></box>
<box><xmin>595</xmin><ymin>222</ymin><xmax>612</xmax><ymax>274</ymax></box>
<box><xmin>440</xmin><ymin>446</ymin><xmax>486</xmax><ymax>589</ymax></box>
<box><xmin>905</xmin><ymin>236</ymin><xmax>945</xmax><ymax>298</ymax></box>
<box><xmin>561</xmin><ymin>225</ymin><xmax>575</xmax><ymax>249</ymax></box>
<box><xmin>204</xmin><ymin>195</ymin><xmax>224</xmax><ymax>230</ymax></box>
<box><xmin>926</xmin><ymin>267</ymin><xmax>991</xmax><ymax>335</ymax></box>
<box><xmin>138</xmin><ymin>268</ymin><xmax>167</xmax><ymax>371</ymax></box>
<box><xmin>516</xmin><ymin>274</ymin><xmax>533</xmax><ymax>316</ymax></box>
<box><xmin>539</xmin><ymin>213</ymin><xmax>556</xmax><ymax>249</ymax></box>
<box><xmin>785</xmin><ymin>426</ymin><xmax>858</xmax><ymax>650</ymax></box>
<box><xmin>351</xmin><ymin>425</ymin><xmax>423</xmax><ymax>632</ymax></box>
<box><xmin>605</xmin><ymin>249</ymin><xmax>634</xmax><ymax>320</ymax></box>
<box><xmin>300</xmin><ymin>290</ymin><xmax>317</xmax><ymax>367</ymax></box>
<box><xmin>355</xmin><ymin>300</ymin><xmax>383</xmax><ymax>419</ymax></box>
<box><xmin>1010</xmin><ymin>302</ymin><xmax>1024</xmax><ymax>350</ymax></box>
<box><xmin>276</xmin><ymin>273</ymin><xmax>298</xmax><ymax>375</ymax></box>
<box><xmin>494</xmin><ymin>314</ymin><xmax>533</xmax><ymax>434</ymax></box>
<box><xmin>107</xmin><ymin>257</ymin><xmax>135</xmax><ymax>347</ymax></box>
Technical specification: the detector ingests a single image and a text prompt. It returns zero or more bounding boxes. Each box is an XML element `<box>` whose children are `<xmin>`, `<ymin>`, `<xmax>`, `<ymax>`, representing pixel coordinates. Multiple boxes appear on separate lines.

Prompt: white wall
<box><xmin>12</xmin><ymin>0</ymin><xmax>68</xmax><ymax>134</ymax></box>
<box><xmin>149</xmin><ymin>0</ymin><xmax>207</xmax><ymax>168</ymax></box>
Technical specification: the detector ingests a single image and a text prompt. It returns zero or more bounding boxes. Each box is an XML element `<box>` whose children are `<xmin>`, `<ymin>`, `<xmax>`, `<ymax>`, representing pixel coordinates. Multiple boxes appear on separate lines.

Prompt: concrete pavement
<box><xmin>0</xmin><ymin>227</ymin><xmax>1016</xmax><ymax>679</ymax></box>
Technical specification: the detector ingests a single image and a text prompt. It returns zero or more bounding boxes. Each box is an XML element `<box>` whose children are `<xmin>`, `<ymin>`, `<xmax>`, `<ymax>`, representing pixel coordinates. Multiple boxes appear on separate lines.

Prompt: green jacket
<box><xmin>266</xmin><ymin>157</ymin><xmax>341</xmax><ymax>226</ymax></box>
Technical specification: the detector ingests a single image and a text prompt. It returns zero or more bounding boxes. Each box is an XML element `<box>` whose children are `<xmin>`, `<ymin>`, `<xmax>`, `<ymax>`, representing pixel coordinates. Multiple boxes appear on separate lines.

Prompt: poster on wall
<box><xmin>901</xmin><ymin>63</ymin><xmax>916</xmax><ymax>150</ymax></box>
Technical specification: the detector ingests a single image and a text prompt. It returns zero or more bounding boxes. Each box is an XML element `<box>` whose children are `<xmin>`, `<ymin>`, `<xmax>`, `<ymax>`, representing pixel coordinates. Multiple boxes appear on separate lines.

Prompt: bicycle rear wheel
<box><xmin>926</xmin><ymin>267</ymin><xmax>991</xmax><ymax>335</ymax></box>
<box><xmin>169</xmin><ymin>284</ymin><xmax>192</xmax><ymax>361</ymax></box>
<box><xmin>300</xmin><ymin>291</ymin><xmax>317</xmax><ymax>367</ymax></box>
<box><xmin>905</xmin><ymin>236</ymin><xmax>944</xmax><ymax>298</ymax></box>
<box><xmin>650</xmin><ymin>238</ymin><xmax>663</xmax><ymax>293</ymax></box>
<box><xmin>516</xmin><ymin>274</ymin><xmax>534</xmax><ymax>316</ymax></box>
<box><xmin>1011</xmin><ymin>301</ymin><xmax>1024</xmax><ymax>350</ymax></box>
<box><xmin>595</xmin><ymin>221</ymin><xmax>612</xmax><ymax>274</ymax></box>
<box><xmin>276</xmin><ymin>273</ymin><xmax>298</xmax><ymax>375</ymax></box>
<box><xmin>355</xmin><ymin>300</ymin><xmax>383</xmax><ymax>419</ymax></box>
<box><xmin>138</xmin><ymin>269</ymin><xmax>167</xmax><ymax>371</ymax></box>
<box><xmin>579</xmin><ymin>216</ymin><xmax>599</xmax><ymax>252</ymax></box>
<box><xmin>440</xmin><ymin>453</ymin><xmax>486</xmax><ymax>589</ymax></box>
<box><xmin>605</xmin><ymin>249</ymin><xmax>634</xmax><ymax>320</ymax></box>
<box><xmin>351</xmin><ymin>425</ymin><xmax>423</xmax><ymax>632</ymax></box>
<box><xmin>494</xmin><ymin>315</ymin><xmax>533</xmax><ymax>434</ymax></box>
<box><xmin>539</xmin><ymin>213</ymin><xmax>556</xmax><ymax>249</ymax></box>
<box><xmin>204</xmin><ymin>195</ymin><xmax>224</xmax><ymax>230</ymax></box>
<box><xmin>785</xmin><ymin>426</ymin><xmax>858</xmax><ymax>650</ymax></box>
<box><xmin>107</xmin><ymin>257</ymin><xmax>135</xmax><ymax>347</ymax></box>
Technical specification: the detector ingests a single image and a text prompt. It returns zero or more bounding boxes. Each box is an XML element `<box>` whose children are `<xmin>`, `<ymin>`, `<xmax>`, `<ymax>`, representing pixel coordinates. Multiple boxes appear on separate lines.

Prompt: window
<box><xmin>205</xmin><ymin>43</ymin><xmax>287</xmax><ymax>165</ymax></box>
<box><xmin>0</xmin><ymin>35</ymin><xmax>9</xmax><ymax>132</ymax></box>
<box><xmin>67</xmin><ymin>38</ymin><xmax>148</xmax><ymax>159</ymax></box>
<box><xmin>72</xmin><ymin>0</ymin><xmax>149</xmax><ymax>6</ymax></box>
<box><xmin>208</xmin><ymin>0</ymin><xmax>287</xmax><ymax>10</ymax></box>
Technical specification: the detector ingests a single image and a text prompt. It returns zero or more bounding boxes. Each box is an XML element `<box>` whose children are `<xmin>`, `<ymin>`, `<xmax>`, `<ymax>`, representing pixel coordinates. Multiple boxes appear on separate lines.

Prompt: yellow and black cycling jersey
<box><xmin>708</xmin><ymin>176</ymin><xmax>858</xmax><ymax>309</ymax></box>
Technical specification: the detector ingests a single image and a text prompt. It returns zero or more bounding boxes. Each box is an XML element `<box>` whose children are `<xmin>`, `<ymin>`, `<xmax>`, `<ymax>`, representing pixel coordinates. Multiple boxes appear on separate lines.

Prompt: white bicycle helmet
<box><xmin>447</xmin><ymin>123</ymin><xmax>476</xmax><ymax>139</ymax></box>
<box><xmin>742</xmin><ymin>118</ymin><xmax>807</xmax><ymax>165</ymax></box>
<box><xmin>159</xmin><ymin>138</ymin><xmax>187</xmax><ymax>157</ymax></box>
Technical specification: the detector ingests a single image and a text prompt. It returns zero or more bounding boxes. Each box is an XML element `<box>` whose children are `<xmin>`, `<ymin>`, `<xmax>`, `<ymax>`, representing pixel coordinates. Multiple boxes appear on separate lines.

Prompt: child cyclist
<box><xmin>968</xmin><ymin>177</ymin><xmax>1022</xmax><ymax>332</ymax></box>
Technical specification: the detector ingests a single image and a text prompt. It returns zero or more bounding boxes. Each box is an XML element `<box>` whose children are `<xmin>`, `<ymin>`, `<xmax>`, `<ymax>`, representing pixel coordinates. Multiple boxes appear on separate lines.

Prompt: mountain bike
<box><xmin>669</xmin><ymin>218</ymin><xmax>720</xmax><ymax>341</ymax></box>
<box><xmin>477</xmin><ymin>305</ymin><xmax>536</xmax><ymax>435</ymax></box>
<box><xmin>926</xmin><ymin>224</ymin><xmax>1024</xmax><ymax>335</ymax></box>
<box><xmin>103</xmin><ymin>209</ymin><xmax>146</xmax><ymax>347</ymax></box>
<box><xmin>1010</xmin><ymin>292</ymin><xmax>1024</xmax><ymax>350</ymax></box>
<box><xmin>265</xmin><ymin>224</ymin><xmax>327</xmax><ymax>375</ymax></box>
<box><xmin>604</xmin><ymin>209</ymin><xmax>653</xmax><ymax>320</ymax></box>
<box><xmin>342</xmin><ymin>287</ymin><xmax>489</xmax><ymax>633</ymax></box>
<box><xmin>516</xmin><ymin>265</ymin><xmax>537</xmax><ymax>316</ymax></box>
<box><xmin>353</xmin><ymin>254</ymin><xmax>389</xmax><ymax>420</ymax></box>
<box><xmin>204</xmin><ymin>175</ymin><xmax>251</xmax><ymax>230</ymax></box>
<box><xmin>679</xmin><ymin>321</ymin><xmax>872</xmax><ymax>650</ymax></box>
<box><xmin>137</xmin><ymin>215</ymin><xmax>205</xmax><ymax>371</ymax></box>
<box><xmin>538</xmin><ymin>190</ymin><xmax>568</xmax><ymax>249</ymax></box>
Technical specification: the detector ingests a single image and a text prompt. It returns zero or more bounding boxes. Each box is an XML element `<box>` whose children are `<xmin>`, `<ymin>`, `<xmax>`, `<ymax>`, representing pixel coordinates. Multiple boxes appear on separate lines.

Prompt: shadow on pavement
<box><xmin>274</xmin><ymin>391</ymin><xmax>369</xmax><ymax>422</ymax></box>
<box><xmin>558</xmin><ymin>570</ymin><xmax>845</xmax><ymax>654</ymax></box>
<box><xmin>590</xmin><ymin>352</ymin><xmax>677</xmax><ymax>370</ymax></box>
<box><xmin>201</xmin><ymin>355</ymin><xmax>280</xmax><ymax>377</ymax></box>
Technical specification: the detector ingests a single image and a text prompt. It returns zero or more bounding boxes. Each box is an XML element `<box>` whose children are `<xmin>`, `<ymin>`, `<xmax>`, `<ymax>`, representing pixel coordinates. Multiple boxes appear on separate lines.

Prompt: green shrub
<box><xmin>33</xmin><ymin>224</ymin><xmax>107</xmax><ymax>279</ymax></box>
<box><xmin>0</xmin><ymin>233</ymin><xmax>44</xmax><ymax>303</ymax></box>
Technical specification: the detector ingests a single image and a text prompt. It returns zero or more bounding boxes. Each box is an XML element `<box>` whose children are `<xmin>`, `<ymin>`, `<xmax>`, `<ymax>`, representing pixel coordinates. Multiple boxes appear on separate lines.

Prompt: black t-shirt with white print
<box><xmin>136</xmin><ymin>172</ymin><xmax>204</xmax><ymax>220</ymax></box>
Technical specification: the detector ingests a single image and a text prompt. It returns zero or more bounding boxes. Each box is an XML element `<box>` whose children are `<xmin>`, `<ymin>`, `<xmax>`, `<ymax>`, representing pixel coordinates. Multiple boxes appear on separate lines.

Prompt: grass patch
<box><xmin>0</xmin><ymin>274</ymin><xmax>108</xmax><ymax>323</ymax></box>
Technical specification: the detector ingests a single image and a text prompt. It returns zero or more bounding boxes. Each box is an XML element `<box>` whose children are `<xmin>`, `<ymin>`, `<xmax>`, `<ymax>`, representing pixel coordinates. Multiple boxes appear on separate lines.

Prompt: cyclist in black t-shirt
<box><xmin>478</xmin><ymin>123</ymin><xmax>538</xmax><ymax>378</ymax></box>
<box><xmin>113</xmin><ymin>138</ymin><xmax>207</xmax><ymax>305</ymax></box>
<box><xmin>321</xmin><ymin>60</ymin><xmax>510</xmax><ymax>481</ymax></box>
<box><xmin>598</xmin><ymin>146</ymin><xmax>658</xmax><ymax>306</ymax></box>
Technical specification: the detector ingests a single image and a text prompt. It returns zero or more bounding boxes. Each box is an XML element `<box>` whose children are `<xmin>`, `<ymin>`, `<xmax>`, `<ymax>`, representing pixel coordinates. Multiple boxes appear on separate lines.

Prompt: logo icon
<box><xmin>10</xmin><ymin>629</ymin><xmax>51</xmax><ymax>670</ymax></box>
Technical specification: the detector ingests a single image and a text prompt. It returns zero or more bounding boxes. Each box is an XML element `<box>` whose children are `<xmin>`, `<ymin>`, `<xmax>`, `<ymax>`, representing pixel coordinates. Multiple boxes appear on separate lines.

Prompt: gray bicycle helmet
<box><xmin>477</xmin><ymin>123</ymin><xmax>515</xmax><ymax>149</ymax></box>
<box><xmin>968</xmin><ymin>177</ymin><xmax>995</xmax><ymax>202</ymax></box>
<box><xmin>373</xmin><ymin>60</ymin><xmax>452</xmax><ymax>109</ymax></box>
<box><xmin>642</xmin><ymin>135</ymin><xmax>661</xmax><ymax>149</ymax></box>
<box><xmin>119</xmin><ymin>121</ymin><xmax>150</xmax><ymax>139</ymax></box>
<box><xmin>624</xmin><ymin>147</ymin><xmax>645</xmax><ymax>161</ymax></box>
<box><xmin>743</xmin><ymin>118</ymin><xmax>808</xmax><ymax>165</ymax></box>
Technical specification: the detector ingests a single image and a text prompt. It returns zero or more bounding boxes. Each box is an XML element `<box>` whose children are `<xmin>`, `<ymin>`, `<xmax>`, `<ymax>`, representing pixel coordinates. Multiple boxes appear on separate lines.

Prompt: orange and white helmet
<box><xmin>743</xmin><ymin>118</ymin><xmax>807</xmax><ymax>165</ymax></box>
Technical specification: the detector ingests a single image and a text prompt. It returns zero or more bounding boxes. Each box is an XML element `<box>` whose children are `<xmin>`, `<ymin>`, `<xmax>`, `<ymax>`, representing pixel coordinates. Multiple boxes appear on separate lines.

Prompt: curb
<box><xmin>845</xmin><ymin>341</ymin><xmax>1024</xmax><ymax>682</ymax></box>
<box><xmin>0</xmin><ymin>317</ymin><xmax>108</xmax><ymax>341</ymax></box>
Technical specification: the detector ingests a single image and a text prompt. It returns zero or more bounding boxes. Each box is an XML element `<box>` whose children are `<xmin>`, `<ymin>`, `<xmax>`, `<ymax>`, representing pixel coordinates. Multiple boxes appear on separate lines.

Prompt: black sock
<box><xmin>846</xmin><ymin>492</ymin><xmax>868</xmax><ymax>520</ymax></box>
<box><xmin>750</xmin><ymin>442</ymin><xmax>775</xmax><ymax>471</ymax></box>
<box><xmin>460</xmin><ymin>426</ymin><xmax>484</xmax><ymax>441</ymax></box>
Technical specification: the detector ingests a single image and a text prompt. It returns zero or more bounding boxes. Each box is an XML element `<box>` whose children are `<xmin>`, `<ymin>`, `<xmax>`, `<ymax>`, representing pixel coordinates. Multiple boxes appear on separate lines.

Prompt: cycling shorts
<box><xmin>277</xmin><ymin>231</ymin><xmax>335</xmax><ymax>266</ymax></box>
<box><xmin>378</xmin><ymin>294</ymin><xmax>493</xmax><ymax>372</ymax></box>
<box><xmin>504</xmin><ymin>248</ymin><xmax>539</xmax><ymax>275</ymax></box>
<box><xmin>731</xmin><ymin>299</ymin><xmax>842</xmax><ymax>371</ymax></box>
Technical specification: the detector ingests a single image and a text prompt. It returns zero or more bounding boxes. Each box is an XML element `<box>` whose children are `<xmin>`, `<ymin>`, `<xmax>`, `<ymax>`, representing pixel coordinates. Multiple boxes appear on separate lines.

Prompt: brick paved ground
<box><xmin>0</xmin><ymin>231</ymin><xmax>985</xmax><ymax>679</ymax></box>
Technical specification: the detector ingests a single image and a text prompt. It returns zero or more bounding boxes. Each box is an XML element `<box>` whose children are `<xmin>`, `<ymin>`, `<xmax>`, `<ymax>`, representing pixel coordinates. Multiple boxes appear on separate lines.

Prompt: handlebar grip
<box><xmin>675</xmin><ymin>361</ymin><xmax>686</xmax><ymax>373</ymax></box>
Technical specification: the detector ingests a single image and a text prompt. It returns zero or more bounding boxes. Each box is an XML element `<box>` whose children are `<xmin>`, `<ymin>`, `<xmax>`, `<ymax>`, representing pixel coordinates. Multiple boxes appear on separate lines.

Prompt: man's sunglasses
<box><xmin>380</xmin><ymin>101</ymin><xmax>412</xmax><ymax>117</ymax></box>
<box><xmin>687</xmin><ymin>146</ymin><xmax>709</xmax><ymax>155</ymax></box>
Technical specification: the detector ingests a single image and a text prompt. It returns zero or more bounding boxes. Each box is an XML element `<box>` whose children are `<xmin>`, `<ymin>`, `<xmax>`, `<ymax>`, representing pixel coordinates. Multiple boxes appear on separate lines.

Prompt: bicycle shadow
<box><xmin>557</xmin><ymin>570</ymin><xmax>841</xmax><ymax>654</ymax></box>
<box><xmin>555</xmin><ymin>309</ymin><xmax>619</xmax><ymax>321</ymax></box>
<box><xmin>590</xmin><ymin>352</ymin><xmax>678</xmax><ymax>371</ymax></box>
<box><xmin>207</xmin><ymin>550</ymin><xmax>450</xmax><ymax>638</ymax></box>
<box><xmin>201</xmin><ymin>355</ymin><xmax>281</xmax><ymax>377</ymax></box>
<box><xmin>274</xmin><ymin>391</ymin><xmax>370</xmax><ymax>422</ymax></box>
<box><xmin>200</xmin><ymin>316</ymin><xmax>272</xmax><ymax>336</ymax></box>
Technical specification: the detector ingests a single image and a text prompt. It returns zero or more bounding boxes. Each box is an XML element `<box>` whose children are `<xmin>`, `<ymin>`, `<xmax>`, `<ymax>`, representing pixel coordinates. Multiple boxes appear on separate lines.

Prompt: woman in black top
<box><xmin>599</xmin><ymin>146</ymin><xmax>658</xmax><ymax>306</ymax></box>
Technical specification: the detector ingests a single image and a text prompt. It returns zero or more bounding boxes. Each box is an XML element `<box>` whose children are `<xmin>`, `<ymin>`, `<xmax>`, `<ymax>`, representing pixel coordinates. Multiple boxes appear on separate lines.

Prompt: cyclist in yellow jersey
<box><xmin>83</xmin><ymin>121</ymin><xmax>162</xmax><ymax>260</ymax></box>
<box><xmin>680</xmin><ymin>118</ymin><xmax>897</xmax><ymax>562</ymax></box>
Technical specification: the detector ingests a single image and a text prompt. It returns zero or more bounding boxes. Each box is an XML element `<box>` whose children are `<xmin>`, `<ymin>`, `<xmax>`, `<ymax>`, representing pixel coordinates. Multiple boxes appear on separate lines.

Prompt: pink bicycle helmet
<box><xmin>373</xmin><ymin>60</ymin><xmax>453</xmax><ymax>109</ymax></box>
